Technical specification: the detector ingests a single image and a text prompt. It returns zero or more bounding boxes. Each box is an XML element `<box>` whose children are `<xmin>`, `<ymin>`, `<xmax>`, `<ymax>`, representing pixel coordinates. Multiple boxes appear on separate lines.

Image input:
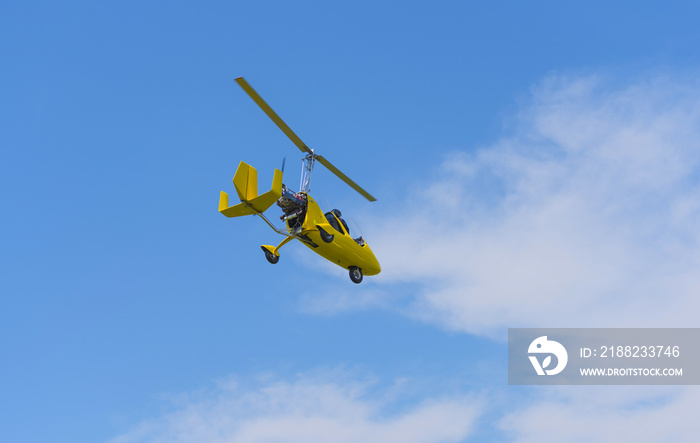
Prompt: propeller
<box><xmin>235</xmin><ymin>77</ymin><xmax>376</xmax><ymax>202</ymax></box>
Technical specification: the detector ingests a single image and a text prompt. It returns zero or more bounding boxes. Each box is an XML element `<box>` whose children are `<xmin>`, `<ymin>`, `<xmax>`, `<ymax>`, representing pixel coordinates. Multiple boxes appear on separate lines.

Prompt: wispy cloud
<box><xmin>110</xmin><ymin>371</ymin><xmax>482</xmax><ymax>443</ymax></box>
<box><xmin>354</xmin><ymin>73</ymin><xmax>700</xmax><ymax>336</ymax></box>
<box><xmin>114</xmin><ymin>72</ymin><xmax>700</xmax><ymax>443</ymax></box>
<box><xmin>294</xmin><ymin>71</ymin><xmax>700</xmax><ymax>442</ymax></box>
<box><xmin>500</xmin><ymin>385</ymin><xmax>700</xmax><ymax>442</ymax></box>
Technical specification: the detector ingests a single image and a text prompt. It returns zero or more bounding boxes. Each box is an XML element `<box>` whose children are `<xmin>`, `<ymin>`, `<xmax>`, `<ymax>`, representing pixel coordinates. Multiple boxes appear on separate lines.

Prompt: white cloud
<box><xmin>110</xmin><ymin>372</ymin><xmax>482</xmax><ymax>443</ymax></box>
<box><xmin>115</xmin><ymin>72</ymin><xmax>700</xmax><ymax>443</ymax></box>
<box><xmin>357</xmin><ymin>73</ymin><xmax>700</xmax><ymax>336</ymax></box>
<box><xmin>500</xmin><ymin>386</ymin><xmax>700</xmax><ymax>442</ymax></box>
<box><xmin>291</xmin><ymin>72</ymin><xmax>700</xmax><ymax>443</ymax></box>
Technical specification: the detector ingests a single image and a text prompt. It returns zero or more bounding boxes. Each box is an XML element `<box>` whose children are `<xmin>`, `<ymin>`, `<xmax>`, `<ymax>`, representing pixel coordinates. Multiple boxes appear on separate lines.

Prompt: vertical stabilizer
<box><xmin>233</xmin><ymin>161</ymin><xmax>258</xmax><ymax>201</ymax></box>
<box><xmin>219</xmin><ymin>161</ymin><xmax>283</xmax><ymax>218</ymax></box>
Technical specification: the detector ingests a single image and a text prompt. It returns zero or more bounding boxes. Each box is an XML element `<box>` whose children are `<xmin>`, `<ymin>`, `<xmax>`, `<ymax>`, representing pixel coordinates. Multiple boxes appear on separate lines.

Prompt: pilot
<box><xmin>331</xmin><ymin>209</ymin><xmax>350</xmax><ymax>234</ymax></box>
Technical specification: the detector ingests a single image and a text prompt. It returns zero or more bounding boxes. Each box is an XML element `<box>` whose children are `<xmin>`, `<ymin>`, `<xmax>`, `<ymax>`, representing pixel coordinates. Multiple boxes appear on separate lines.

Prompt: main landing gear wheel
<box><xmin>262</xmin><ymin>247</ymin><xmax>279</xmax><ymax>264</ymax></box>
<box><xmin>318</xmin><ymin>226</ymin><xmax>334</xmax><ymax>243</ymax></box>
<box><xmin>349</xmin><ymin>266</ymin><xmax>363</xmax><ymax>284</ymax></box>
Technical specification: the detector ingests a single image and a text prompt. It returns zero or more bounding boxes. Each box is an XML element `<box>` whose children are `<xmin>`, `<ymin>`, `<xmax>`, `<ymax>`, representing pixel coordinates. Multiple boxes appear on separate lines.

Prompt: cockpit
<box><xmin>325</xmin><ymin>209</ymin><xmax>366</xmax><ymax>246</ymax></box>
<box><xmin>325</xmin><ymin>209</ymin><xmax>348</xmax><ymax>234</ymax></box>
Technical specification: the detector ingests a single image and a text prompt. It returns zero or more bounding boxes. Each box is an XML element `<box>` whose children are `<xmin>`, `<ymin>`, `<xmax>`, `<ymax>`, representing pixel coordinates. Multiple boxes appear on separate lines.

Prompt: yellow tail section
<box><xmin>219</xmin><ymin>161</ymin><xmax>283</xmax><ymax>218</ymax></box>
<box><xmin>233</xmin><ymin>161</ymin><xmax>258</xmax><ymax>201</ymax></box>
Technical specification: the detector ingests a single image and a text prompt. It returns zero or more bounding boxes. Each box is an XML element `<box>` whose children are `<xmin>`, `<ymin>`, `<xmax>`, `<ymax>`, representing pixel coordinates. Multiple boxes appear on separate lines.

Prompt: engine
<box><xmin>277</xmin><ymin>185</ymin><xmax>307</xmax><ymax>230</ymax></box>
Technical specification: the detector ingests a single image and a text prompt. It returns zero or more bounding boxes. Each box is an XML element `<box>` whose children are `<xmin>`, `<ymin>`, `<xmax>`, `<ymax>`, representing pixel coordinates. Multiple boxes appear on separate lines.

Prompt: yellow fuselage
<box><xmin>294</xmin><ymin>195</ymin><xmax>381</xmax><ymax>276</ymax></box>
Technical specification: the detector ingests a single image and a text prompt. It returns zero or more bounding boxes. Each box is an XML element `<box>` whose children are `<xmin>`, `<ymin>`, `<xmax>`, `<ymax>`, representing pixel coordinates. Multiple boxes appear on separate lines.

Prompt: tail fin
<box><xmin>219</xmin><ymin>161</ymin><xmax>283</xmax><ymax>218</ymax></box>
<box><xmin>233</xmin><ymin>161</ymin><xmax>258</xmax><ymax>201</ymax></box>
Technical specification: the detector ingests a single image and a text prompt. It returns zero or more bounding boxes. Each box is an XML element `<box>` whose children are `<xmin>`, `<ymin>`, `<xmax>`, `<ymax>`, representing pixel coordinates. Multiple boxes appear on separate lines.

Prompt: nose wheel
<box><xmin>261</xmin><ymin>246</ymin><xmax>279</xmax><ymax>264</ymax></box>
<box><xmin>349</xmin><ymin>266</ymin><xmax>363</xmax><ymax>284</ymax></box>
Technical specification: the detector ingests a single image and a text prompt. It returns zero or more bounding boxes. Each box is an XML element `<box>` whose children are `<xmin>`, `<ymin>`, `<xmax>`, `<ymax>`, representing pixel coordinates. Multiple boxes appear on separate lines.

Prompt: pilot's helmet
<box><xmin>332</xmin><ymin>209</ymin><xmax>342</xmax><ymax>218</ymax></box>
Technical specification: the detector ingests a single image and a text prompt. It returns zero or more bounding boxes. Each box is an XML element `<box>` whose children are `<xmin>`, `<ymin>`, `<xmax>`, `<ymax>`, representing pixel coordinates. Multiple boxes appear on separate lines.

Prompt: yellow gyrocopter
<box><xmin>218</xmin><ymin>77</ymin><xmax>381</xmax><ymax>283</ymax></box>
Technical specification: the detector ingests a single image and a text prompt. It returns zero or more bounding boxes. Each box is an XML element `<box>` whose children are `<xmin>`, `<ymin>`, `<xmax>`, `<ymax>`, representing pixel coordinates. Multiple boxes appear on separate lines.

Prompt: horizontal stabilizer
<box><xmin>219</xmin><ymin>191</ymin><xmax>256</xmax><ymax>218</ymax></box>
<box><xmin>219</xmin><ymin>162</ymin><xmax>283</xmax><ymax>218</ymax></box>
<box><xmin>249</xmin><ymin>168</ymin><xmax>282</xmax><ymax>212</ymax></box>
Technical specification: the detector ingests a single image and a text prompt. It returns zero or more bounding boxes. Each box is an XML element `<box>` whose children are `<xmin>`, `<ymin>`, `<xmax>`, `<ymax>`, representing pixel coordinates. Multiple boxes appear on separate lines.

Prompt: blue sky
<box><xmin>3</xmin><ymin>2</ymin><xmax>700</xmax><ymax>442</ymax></box>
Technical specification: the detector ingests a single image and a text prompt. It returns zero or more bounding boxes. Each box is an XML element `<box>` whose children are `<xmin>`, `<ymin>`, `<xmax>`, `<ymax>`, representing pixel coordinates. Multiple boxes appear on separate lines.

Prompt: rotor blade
<box><xmin>235</xmin><ymin>77</ymin><xmax>312</xmax><ymax>154</ymax></box>
<box><xmin>316</xmin><ymin>155</ymin><xmax>376</xmax><ymax>202</ymax></box>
